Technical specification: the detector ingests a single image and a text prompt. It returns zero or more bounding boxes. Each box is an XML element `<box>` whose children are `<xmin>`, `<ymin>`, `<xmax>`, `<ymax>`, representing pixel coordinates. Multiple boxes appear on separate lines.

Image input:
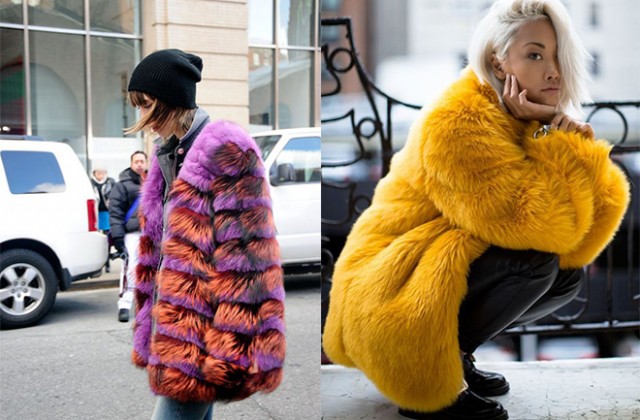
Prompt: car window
<box><xmin>1</xmin><ymin>150</ymin><xmax>66</xmax><ymax>194</ymax></box>
<box><xmin>253</xmin><ymin>134</ymin><xmax>281</xmax><ymax>160</ymax></box>
<box><xmin>272</xmin><ymin>136</ymin><xmax>321</xmax><ymax>184</ymax></box>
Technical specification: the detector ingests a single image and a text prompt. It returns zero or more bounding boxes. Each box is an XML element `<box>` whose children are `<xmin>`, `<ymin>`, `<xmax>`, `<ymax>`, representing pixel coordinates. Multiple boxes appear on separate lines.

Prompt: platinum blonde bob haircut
<box><xmin>468</xmin><ymin>0</ymin><xmax>591</xmax><ymax>116</ymax></box>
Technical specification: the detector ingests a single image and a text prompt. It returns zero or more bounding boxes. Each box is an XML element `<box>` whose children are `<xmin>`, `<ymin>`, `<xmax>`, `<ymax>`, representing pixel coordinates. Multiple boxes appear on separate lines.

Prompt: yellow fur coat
<box><xmin>322</xmin><ymin>68</ymin><xmax>630</xmax><ymax>412</ymax></box>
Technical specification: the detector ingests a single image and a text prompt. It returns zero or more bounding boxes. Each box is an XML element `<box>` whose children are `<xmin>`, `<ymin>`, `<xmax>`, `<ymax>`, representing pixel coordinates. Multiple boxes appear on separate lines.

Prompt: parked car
<box><xmin>0</xmin><ymin>139</ymin><xmax>108</xmax><ymax>328</ymax></box>
<box><xmin>252</xmin><ymin>128</ymin><xmax>321</xmax><ymax>273</ymax></box>
<box><xmin>537</xmin><ymin>336</ymin><xmax>599</xmax><ymax>361</ymax></box>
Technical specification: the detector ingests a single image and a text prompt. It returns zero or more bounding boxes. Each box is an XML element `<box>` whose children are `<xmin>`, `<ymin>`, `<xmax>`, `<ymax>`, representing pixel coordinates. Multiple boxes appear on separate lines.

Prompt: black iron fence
<box><xmin>320</xmin><ymin>17</ymin><xmax>640</xmax><ymax>340</ymax></box>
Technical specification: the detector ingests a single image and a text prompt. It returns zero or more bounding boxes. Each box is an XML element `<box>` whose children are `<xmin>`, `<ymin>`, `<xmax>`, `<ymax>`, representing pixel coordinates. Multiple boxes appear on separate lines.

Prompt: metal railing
<box><xmin>320</xmin><ymin>17</ymin><xmax>640</xmax><ymax>339</ymax></box>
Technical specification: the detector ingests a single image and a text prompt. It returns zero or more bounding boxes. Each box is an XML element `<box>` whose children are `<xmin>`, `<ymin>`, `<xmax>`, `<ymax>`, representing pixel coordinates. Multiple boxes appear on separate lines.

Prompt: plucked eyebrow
<box><xmin>524</xmin><ymin>42</ymin><xmax>546</xmax><ymax>49</ymax></box>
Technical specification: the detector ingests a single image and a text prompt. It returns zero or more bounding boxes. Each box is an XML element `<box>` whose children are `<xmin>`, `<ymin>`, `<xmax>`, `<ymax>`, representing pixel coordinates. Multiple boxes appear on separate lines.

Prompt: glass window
<box><xmin>322</xmin><ymin>0</ymin><xmax>341</xmax><ymax>11</ymax></box>
<box><xmin>1</xmin><ymin>151</ymin><xmax>66</xmax><ymax>194</ymax></box>
<box><xmin>29</xmin><ymin>0</ymin><xmax>84</xmax><ymax>30</ymax></box>
<box><xmin>279</xmin><ymin>0</ymin><xmax>314</xmax><ymax>47</ymax></box>
<box><xmin>90</xmin><ymin>0</ymin><xmax>138</xmax><ymax>34</ymax></box>
<box><xmin>278</xmin><ymin>49</ymin><xmax>312</xmax><ymax>128</ymax></box>
<box><xmin>249</xmin><ymin>47</ymin><xmax>274</xmax><ymax>131</ymax></box>
<box><xmin>253</xmin><ymin>134</ymin><xmax>281</xmax><ymax>160</ymax></box>
<box><xmin>1</xmin><ymin>28</ymin><xmax>26</xmax><ymax>136</ymax></box>
<box><xmin>91</xmin><ymin>36</ymin><xmax>137</xmax><ymax>137</ymax></box>
<box><xmin>248</xmin><ymin>0</ymin><xmax>318</xmax><ymax>130</ymax></box>
<box><xmin>272</xmin><ymin>136</ymin><xmax>320</xmax><ymax>184</ymax></box>
<box><xmin>30</xmin><ymin>31</ymin><xmax>86</xmax><ymax>164</ymax></box>
<box><xmin>248</xmin><ymin>0</ymin><xmax>274</xmax><ymax>45</ymax></box>
<box><xmin>0</xmin><ymin>0</ymin><xmax>22</xmax><ymax>24</ymax></box>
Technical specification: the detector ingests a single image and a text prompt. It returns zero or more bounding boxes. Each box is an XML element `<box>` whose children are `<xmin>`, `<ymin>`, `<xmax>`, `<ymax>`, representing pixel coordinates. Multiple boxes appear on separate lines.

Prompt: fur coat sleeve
<box><xmin>132</xmin><ymin>120</ymin><xmax>285</xmax><ymax>403</ymax></box>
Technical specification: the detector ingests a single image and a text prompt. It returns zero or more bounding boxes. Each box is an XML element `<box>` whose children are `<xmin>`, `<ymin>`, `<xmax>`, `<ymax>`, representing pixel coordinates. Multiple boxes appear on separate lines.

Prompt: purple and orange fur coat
<box><xmin>132</xmin><ymin>120</ymin><xmax>285</xmax><ymax>403</ymax></box>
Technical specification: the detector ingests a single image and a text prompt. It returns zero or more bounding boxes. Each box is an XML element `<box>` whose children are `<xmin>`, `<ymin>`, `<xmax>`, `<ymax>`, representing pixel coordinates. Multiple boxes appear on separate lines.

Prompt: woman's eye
<box><xmin>528</xmin><ymin>53</ymin><xmax>542</xmax><ymax>60</ymax></box>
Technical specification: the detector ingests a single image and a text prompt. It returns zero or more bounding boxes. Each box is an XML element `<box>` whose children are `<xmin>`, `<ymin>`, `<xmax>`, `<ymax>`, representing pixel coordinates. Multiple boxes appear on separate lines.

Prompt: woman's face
<box><xmin>494</xmin><ymin>18</ymin><xmax>561</xmax><ymax>106</ymax></box>
<box><xmin>138</xmin><ymin>95</ymin><xmax>171</xmax><ymax>139</ymax></box>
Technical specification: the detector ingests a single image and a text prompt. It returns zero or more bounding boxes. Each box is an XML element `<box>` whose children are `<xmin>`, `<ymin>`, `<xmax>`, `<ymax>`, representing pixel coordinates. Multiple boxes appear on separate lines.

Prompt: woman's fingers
<box><xmin>510</xmin><ymin>75</ymin><xmax>519</xmax><ymax>98</ymax></box>
<box><xmin>559</xmin><ymin>116</ymin><xmax>575</xmax><ymax>132</ymax></box>
<box><xmin>550</xmin><ymin>112</ymin><xmax>566</xmax><ymax>129</ymax></box>
<box><xmin>503</xmin><ymin>73</ymin><xmax>511</xmax><ymax>97</ymax></box>
<box><xmin>577</xmin><ymin>122</ymin><xmax>595</xmax><ymax>139</ymax></box>
<box><xmin>518</xmin><ymin>89</ymin><xmax>528</xmax><ymax>105</ymax></box>
<box><xmin>548</xmin><ymin>114</ymin><xmax>594</xmax><ymax>139</ymax></box>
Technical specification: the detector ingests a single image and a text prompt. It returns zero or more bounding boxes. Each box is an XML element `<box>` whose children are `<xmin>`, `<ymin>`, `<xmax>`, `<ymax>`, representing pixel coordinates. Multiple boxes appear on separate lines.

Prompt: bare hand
<box><xmin>502</xmin><ymin>74</ymin><xmax>556</xmax><ymax>122</ymax></box>
<box><xmin>550</xmin><ymin>112</ymin><xmax>595</xmax><ymax>139</ymax></box>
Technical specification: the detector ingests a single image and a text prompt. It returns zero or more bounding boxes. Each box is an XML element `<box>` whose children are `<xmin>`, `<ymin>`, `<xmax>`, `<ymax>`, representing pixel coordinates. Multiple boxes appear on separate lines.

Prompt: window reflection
<box><xmin>248</xmin><ymin>0</ymin><xmax>318</xmax><ymax>130</ymax></box>
<box><xmin>248</xmin><ymin>0</ymin><xmax>274</xmax><ymax>44</ymax></box>
<box><xmin>91</xmin><ymin>36</ymin><xmax>137</xmax><ymax>137</ymax></box>
<box><xmin>0</xmin><ymin>28</ymin><xmax>26</xmax><ymax>135</ymax></box>
<box><xmin>254</xmin><ymin>134</ymin><xmax>281</xmax><ymax>160</ymax></box>
<box><xmin>279</xmin><ymin>0</ymin><xmax>313</xmax><ymax>47</ymax></box>
<box><xmin>278</xmin><ymin>49</ymin><xmax>312</xmax><ymax>128</ymax></box>
<box><xmin>273</xmin><ymin>136</ymin><xmax>321</xmax><ymax>184</ymax></box>
<box><xmin>30</xmin><ymin>31</ymin><xmax>86</xmax><ymax>163</ymax></box>
<box><xmin>90</xmin><ymin>0</ymin><xmax>138</xmax><ymax>34</ymax></box>
<box><xmin>249</xmin><ymin>47</ymin><xmax>274</xmax><ymax>131</ymax></box>
<box><xmin>1</xmin><ymin>151</ymin><xmax>66</xmax><ymax>194</ymax></box>
<box><xmin>29</xmin><ymin>0</ymin><xmax>84</xmax><ymax>30</ymax></box>
<box><xmin>0</xmin><ymin>0</ymin><xmax>23</xmax><ymax>24</ymax></box>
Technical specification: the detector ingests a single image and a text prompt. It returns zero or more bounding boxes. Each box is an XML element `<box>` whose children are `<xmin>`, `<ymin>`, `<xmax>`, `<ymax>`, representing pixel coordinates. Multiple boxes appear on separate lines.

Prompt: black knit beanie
<box><xmin>128</xmin><ymin>49</ymin><xmax>203</xmax><ymax>109</ymax></box>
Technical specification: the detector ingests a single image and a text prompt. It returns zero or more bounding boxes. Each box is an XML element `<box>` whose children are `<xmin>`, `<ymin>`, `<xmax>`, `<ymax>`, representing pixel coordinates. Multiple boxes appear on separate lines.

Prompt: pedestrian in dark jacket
<box><xmin>91</xmin><ymin>167</ymin><xmax>116</xmax><ymax>272</ymax></box>
<box><xmin>125</xmin><ymin>48</ymin><xmax>285</xmax><ymax>420</ymax></box>
<box><xmin>109</xmin><ymin>150</ymin><xmax>148</xmax><ymax>322</ymax></box>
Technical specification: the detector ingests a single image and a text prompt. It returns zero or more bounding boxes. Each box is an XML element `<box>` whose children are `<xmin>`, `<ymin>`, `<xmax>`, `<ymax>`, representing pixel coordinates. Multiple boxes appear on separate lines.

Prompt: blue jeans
<box><xmin>150</xmin><ymin>397</ymin><xmax>213</xmax><ymax>420</ymax></box>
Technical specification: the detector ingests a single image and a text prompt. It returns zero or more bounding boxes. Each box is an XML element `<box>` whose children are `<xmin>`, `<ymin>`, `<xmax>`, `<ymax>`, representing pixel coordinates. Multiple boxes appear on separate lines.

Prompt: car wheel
<box><xmin>0</xmin><ymin>249</ymin><xmax>58</xmax><ymax>329</ymax></box>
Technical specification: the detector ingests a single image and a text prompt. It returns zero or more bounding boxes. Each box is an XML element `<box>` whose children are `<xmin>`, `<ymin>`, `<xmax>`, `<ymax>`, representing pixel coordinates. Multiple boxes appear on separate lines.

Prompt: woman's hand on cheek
<box><xmin>503</xmin><ymin>74</ymin><xmax>556</xmax><ymax>122</ymax></box>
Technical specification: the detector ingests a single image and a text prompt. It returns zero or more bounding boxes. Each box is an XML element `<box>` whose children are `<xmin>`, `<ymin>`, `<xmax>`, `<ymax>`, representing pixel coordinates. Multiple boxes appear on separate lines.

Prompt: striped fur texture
<box><xmin>323</xmin><ymin>68</ymin><xmax>630</xmax><ymax>412</ymax></box>
<box><xmin>132</xmin><ymin>120</ymin><xmax>285</xmax><ymax>403</ymax></box>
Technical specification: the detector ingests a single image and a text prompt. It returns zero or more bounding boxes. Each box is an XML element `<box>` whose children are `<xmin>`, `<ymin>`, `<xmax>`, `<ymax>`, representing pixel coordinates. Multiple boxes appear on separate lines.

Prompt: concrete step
<box><xmin>322</xmin><ymin>357</ymin><xmax>640</xmax><ymax>419</ymax></box>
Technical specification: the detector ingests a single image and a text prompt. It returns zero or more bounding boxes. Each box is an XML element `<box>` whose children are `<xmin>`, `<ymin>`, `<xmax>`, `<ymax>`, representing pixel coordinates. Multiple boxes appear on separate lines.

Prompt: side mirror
<box><xmin>270</xmin><ymin>162</ymin><xmax>297</xmax><ymax>185</ymax></box>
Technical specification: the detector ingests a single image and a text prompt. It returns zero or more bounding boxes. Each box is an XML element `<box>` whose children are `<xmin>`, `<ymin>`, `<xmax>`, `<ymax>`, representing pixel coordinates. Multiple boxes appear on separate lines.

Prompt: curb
<box><xmin>67</xmin><ymin>278</ymin><xmax>119</xmax><ymax>292</ymax></box>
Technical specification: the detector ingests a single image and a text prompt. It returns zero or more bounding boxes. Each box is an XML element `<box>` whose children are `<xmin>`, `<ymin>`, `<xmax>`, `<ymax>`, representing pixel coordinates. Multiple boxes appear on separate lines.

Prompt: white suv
<box><xmin>0</xmin><ymin>140</ymin><xmax>108</xmax><ymax>328</ymax></box>
<box><xmin>252</xmin><ymin>128</ymin><xmax>321</xmax><ymax>273</ymax></box>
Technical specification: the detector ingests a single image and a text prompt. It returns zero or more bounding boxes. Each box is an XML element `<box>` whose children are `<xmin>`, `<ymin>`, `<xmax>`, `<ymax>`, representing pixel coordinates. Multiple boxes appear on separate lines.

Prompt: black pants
<box><xmin>458</xmin><ymin>247</ymin><xmax>584</xmax><ymax>354</ymax></box>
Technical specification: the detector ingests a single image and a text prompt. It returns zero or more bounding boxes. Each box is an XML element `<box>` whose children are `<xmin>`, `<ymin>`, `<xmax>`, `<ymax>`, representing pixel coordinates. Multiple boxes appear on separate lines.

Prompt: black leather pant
<box><xmin>458</xmin><ymin>247</ymin><xmax>584</xmax><ymax>354</ymax></box>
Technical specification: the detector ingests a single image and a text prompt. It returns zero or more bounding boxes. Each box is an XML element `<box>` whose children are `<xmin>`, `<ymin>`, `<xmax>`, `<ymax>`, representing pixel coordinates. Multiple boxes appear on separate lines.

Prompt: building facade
<box><xmin>0</xmin><ymin>0</ymin><xmax>320</xmax><ymax>173</ymax></box>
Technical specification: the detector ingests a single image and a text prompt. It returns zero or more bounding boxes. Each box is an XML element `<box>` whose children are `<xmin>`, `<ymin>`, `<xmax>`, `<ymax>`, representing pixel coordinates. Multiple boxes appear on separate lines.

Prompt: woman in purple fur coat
<box><xmin>124</xmin><ymin>49</ymin><xmax>285</xmax><ymax>420</ymax></box>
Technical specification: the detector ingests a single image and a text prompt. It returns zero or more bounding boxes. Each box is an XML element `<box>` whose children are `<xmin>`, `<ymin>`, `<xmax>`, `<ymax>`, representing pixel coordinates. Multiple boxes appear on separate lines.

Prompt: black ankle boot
<box><xmin>463</xmin><ymin>354</ymin><xmax>510</xmax><ymax>397</ymax></box>
<box><xmin>398</xmin><ymin>389</ymin><xmax>508</xmax><ymax>419</ymax></box>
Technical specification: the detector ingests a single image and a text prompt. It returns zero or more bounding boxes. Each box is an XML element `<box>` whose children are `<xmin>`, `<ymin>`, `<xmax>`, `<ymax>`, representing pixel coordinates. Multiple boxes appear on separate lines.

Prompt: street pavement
<box><xmin>0</xmin><ymin>274</ymin><xmax>320</xmax><ymax>420</ymax></box>
<box><xmin>322</xmin><ymin>358</ymin><xmax>640</xmax><ymax>419</ymax></box>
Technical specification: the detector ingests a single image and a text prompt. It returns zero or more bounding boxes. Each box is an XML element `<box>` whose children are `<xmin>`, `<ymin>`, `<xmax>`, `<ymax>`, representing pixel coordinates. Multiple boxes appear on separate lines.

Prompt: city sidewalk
<box><xmin>322</xmin><ymin>357</ymin><xmax>640</xmax><ymax>419</ymax></box>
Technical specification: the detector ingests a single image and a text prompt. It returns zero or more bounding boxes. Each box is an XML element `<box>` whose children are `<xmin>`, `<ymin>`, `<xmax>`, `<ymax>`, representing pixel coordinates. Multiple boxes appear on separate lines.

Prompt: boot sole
<box><xmin>471</xmin><ymin>382</ymin><xmax>510</xmax><ymax>398</ymax></box>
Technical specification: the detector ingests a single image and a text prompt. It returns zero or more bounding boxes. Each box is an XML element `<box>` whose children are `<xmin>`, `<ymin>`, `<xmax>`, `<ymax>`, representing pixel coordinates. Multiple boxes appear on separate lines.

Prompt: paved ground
<box><xmin>8</xmin><ymin>265</ymin><xmax>639</xmax><ymax>419</ymax></box>
<box><xmin>1</xmin><ymin>266</ymin><xmax>320</xmax><ymax>420</ymax></box>
<box><xmin>321</xmin><ymin>358</ymin><xmax>640</xmax><ymax>419</ymax></box>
